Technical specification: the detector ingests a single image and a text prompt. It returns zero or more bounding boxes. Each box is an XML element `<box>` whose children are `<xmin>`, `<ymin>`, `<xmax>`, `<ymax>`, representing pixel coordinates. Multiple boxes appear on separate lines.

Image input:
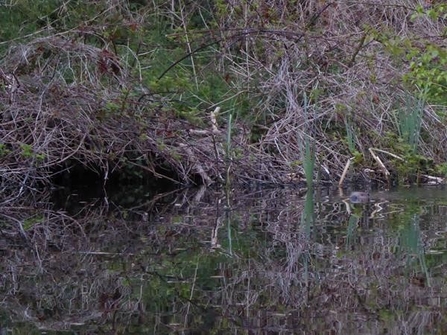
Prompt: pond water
<box><xmin>1</xmin><ymin>186</ymin><xmax>447</xmax><ymax>334</ymax></box>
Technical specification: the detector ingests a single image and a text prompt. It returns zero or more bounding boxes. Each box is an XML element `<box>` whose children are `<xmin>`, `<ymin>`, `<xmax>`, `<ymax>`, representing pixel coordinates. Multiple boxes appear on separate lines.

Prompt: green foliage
<box><xmin>0</xmin><ymin>0</ymin><xmax>260</xmax><ymax>130</ymax></box>
<box><xmin>382</xmin><ymin>128</ymin><xmax>435</xmax><ymax>184</ymax></box>
<box><xmin>393</xmin><ymin>149</ymin><xmax>434</xmax><ymax>184</ymax></box>
<box><xmin>435</xmin><ymin>162</ymin><xmax>447</xmax><ymax>176</ymax></box>
<box><xmin>404</xmin><ymin>44</ymin><xmax>447</xmax><ymax>104</ymax></box>
<box><xmin>20</xmin><ymin>143</ymin><xmax>45</xmax><ymax>161</ymax></box>
<box><xmin>412</xmin><ymin>3</ymin><xmax>447</xmax><ymax>22</ymax></box>
<box><xmin>104</xmin><ymin>100</ymin><xmax>121</xmax><ymax>114</ymax></box>
<box><xmin>0</xmin><ymin>0</ymin><xmax>60</xmax><ymax>45</ymax></box>
<box><xmin>402</xmin><ymin>152</ymin><xmax>431</xmax><ymax>173</ymax></box>
<box><xmin>0</xmin><ymin>143</ymin><xmax>11</xmax><ymax>157</ymax></box>
<box><xmin>20</xmin><ymin>143</ymin><xmax>34</xmax><ymax>159</ymax></box>
<box><xmin>402</xmin><ymin>5</ymin><xmax>447</xmax><ymax>104</ymax></box>
<box><xmin>375</xmin><ymin>5</ymin><xmax>447</xmax><ymax>105</ymax></box>
<box><xmin>23</xmin><ymin>215</ymin><xmax>43</xmax><ymax>230</ymax></box>
<box><xmin>352</xmin><ymin>151</ymin><xmax>364</xmax><ymax>165</ymax></box>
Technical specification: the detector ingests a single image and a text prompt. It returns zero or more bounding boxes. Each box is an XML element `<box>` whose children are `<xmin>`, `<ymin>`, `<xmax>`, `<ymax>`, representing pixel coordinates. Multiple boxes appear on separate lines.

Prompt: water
<box><xmin>1</xmin><ymin>186</ymin><xmax>447</xmax><ymax>334</ymax></box>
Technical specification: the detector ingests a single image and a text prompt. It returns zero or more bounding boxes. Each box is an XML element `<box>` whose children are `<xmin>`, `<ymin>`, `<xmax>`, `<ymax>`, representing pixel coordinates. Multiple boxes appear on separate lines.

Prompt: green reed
<box><xmin>397</xmin><ymin>94</ymin><xmax>424</xmax><ymax>152</ymax></box>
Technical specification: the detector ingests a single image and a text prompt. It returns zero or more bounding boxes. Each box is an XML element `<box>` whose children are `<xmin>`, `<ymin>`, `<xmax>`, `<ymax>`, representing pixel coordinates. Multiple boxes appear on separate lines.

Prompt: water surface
<box><xmin>1</xmin><ymin>186</ymin><xmax>447</xmax><ymax>334</ymax></box>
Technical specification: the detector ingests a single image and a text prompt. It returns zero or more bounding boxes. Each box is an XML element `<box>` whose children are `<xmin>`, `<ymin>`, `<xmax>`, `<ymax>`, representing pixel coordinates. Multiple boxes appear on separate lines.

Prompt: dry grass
<box><xmin>217</xmin><ymin>0</ymin><xmax>446</xmax><ymax>184</ymax></box>
<box><xmin>0</xmin><ymin>0</ymin><xmax>446</xmax><ymax>193</ymax></box>
<box><xmin>0</xmin><ymin>35</ymin><xmax>228</xmax><ymax>194</ymax></box>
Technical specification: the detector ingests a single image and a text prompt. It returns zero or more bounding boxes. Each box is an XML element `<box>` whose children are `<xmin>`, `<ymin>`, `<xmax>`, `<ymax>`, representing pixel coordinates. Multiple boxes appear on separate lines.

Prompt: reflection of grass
<box><xmin>398</xmin><ymin>214</ymin><xmax>429</xmax><ymax>285</ymax></box>
<box><xmin>7</xmin><ymin>186</ymin><xmax>447</xmax><ymax>333</ymax></box>
<box><xmin>346</xmin><ymin>215</ymin><xmax>359</xmax><ymax>248</ymax></box>
<box><xmin>302</xmin><ymin>189</ymin><xmax>314</xmax><ymax>236</ymax></box>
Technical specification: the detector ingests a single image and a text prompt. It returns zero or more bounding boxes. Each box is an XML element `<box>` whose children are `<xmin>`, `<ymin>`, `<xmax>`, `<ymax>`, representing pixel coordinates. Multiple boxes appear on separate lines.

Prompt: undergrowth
<box><xmin>0</xmin><ymin>0</ymin><xmax>446</xmax><ymax>193</ymax></box>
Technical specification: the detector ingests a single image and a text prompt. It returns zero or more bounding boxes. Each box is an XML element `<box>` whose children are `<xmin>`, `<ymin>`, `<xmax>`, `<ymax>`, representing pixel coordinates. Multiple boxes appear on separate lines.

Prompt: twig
<box><xmin>339</xmin><ymin>157</ymin><xmax>353</xmax><ymax>186</ymax></box>
<box><xmin>368</xmin><ymin>148</ymin><xmax>391</xmax><ymax>179</ymax></box>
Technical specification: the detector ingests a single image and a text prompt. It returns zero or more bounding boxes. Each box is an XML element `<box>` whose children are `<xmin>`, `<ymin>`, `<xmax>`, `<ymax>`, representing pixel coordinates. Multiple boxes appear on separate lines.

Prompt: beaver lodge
<box><xmin>1</xmin><ymin>1</ymin><xmax>447</xmax><ymax>202</ymax></box>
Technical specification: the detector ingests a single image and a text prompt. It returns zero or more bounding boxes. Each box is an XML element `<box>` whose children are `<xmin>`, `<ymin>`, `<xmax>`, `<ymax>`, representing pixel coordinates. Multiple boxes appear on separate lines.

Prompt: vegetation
<box><xmin>2</xmin><ymin>2</ymin><xmax>447</xmax><ymax>332</ymax></box>
<box><xmin>1</xmin><ymin>0</ymin><xmax>447</xmax><ymax>193</ymax></box>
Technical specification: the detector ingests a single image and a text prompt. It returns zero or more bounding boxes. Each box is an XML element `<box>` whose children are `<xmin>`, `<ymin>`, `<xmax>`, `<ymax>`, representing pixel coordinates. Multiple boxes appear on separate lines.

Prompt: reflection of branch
<box><xmin>349</xmin><ymin>282</ymin><xmax>378</xmax><ymax>317</ymax></box>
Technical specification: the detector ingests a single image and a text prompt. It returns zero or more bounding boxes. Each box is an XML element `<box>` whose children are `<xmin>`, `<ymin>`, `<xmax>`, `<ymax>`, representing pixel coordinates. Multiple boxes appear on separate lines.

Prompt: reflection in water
<box><xmin>1</xmin><ymin>186</ymin><xmax>447</xmax><ymax>333</ymax></box>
